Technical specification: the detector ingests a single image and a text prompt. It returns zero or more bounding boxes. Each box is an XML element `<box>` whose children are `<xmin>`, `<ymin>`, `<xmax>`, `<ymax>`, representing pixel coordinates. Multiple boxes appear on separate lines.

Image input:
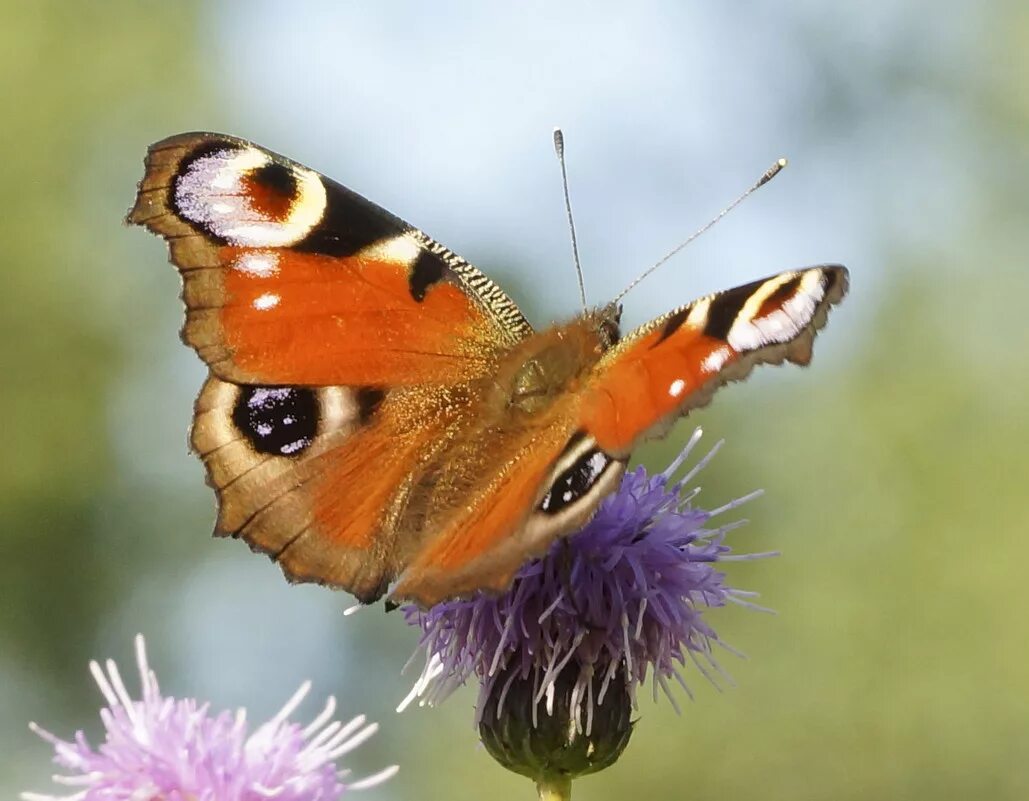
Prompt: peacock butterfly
<box><xmin>128</xmin><ymin>132</ymin><xmax>847</xmax><ymax>607</ymax></box>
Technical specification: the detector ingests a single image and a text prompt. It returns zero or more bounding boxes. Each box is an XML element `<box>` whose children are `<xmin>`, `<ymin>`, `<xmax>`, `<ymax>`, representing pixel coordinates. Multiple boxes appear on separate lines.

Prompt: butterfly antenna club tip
<box><xmin>614</xmin><ymin>156</ymin><xmax>790</xmax><ymax>303</ymax></box>
<box><xmin>758</xmin><ymin>158</ymin><xmax>788</xmax><ymax>187</ymax></box>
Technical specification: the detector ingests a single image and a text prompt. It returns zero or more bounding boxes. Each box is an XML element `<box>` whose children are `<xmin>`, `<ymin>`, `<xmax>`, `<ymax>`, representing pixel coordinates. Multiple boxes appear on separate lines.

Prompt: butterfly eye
<box><xmin>599</xmin><ymin>319</ymin><xmax>621</xmax><ymax>348</ymax></box>
<box><xmin>595</xmin><ymin>303</ymin><xmax>621</xmax><ymax>349</ymax></box>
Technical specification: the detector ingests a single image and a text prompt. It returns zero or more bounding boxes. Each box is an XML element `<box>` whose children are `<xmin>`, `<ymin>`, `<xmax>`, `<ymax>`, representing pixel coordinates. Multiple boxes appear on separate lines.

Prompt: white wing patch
<box><xmin>726</xmin><ymin>270</ymin><xmax>825</xmax><ymax>351</ymax></box>
<box><xmin>357</xmin><ymin>233</ymin><xmax>423</xmax><ymax>266</ymax></box>
<box><xmin>233</xmin><ymin>251</ymin><xmax>280</xmax><ymax>277</ymax></box>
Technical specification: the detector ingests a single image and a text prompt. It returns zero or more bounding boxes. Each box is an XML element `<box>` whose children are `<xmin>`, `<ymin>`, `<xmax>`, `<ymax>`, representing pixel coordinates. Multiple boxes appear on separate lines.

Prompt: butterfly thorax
<box><xmin>495</xmin><ymin>306</ymin><xmax>621</xmax><ymax>416</ymax></box>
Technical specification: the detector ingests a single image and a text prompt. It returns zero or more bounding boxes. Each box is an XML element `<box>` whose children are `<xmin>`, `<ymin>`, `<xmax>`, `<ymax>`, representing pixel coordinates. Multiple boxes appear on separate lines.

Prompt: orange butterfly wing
<box><xmin>128</xmin><ymin>132</ymin><xmax>530</xmax><ymax>386</ymax></box>
<box><xmin>190</xmin><ymin>376</ymin><xmax>460</xmax><ymax>601</ymax></box>
<box><xmin>583</xmin><ymin>267</ymin><xmax>848</xmax><ymax>454</ymax></box>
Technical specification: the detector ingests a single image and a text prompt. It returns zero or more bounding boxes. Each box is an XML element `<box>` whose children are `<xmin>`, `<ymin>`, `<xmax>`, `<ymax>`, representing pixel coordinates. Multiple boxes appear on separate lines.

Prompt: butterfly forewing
<box><xmin>128</xmin><ymin>132</ymin><xmax>531</xmax><ymax>387</ymax></box>
<box><xmin>581</xmin><ymin>266</ymin><xmax>848</xmax><ymax>456</ymax></box>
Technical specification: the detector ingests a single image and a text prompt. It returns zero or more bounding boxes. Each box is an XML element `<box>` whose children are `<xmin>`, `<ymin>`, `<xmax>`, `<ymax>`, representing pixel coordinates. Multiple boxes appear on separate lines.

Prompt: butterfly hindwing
<box><xmin>394</xmin><ymin>402</ymin><xmax>627</xmax><ymax>606</ymax></box>
<box><xmin>192</xmin><ymin>373</ymin><xmax>465</xmax><ymax>602</ymax></box>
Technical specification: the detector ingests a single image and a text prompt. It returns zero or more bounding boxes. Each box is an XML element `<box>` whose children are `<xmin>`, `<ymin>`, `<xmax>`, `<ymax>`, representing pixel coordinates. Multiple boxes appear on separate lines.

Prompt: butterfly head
<box><xmin>596</xmin><ymin>302</ymin><xmax>622</xmax><ymax>349</ymax></box>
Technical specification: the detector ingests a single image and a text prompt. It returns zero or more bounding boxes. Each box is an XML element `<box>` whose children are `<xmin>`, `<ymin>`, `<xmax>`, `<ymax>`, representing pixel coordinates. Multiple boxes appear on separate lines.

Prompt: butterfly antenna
<box><xmin>553</xmin><ymin>128</ymin><xmax>588</xmax><ymax>311</ymax></box>
<box><xmin>613</xmin><ymin>157</ymin><xmax>788</xmax><ymax>304</ymax></box>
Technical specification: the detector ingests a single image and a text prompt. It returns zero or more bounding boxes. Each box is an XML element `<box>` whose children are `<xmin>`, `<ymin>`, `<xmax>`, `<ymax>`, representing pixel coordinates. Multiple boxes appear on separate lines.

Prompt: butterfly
<box><xmin>128</xmin><ymin>132</ymin><xmax>847</xmax><ymax>608</ymax></box>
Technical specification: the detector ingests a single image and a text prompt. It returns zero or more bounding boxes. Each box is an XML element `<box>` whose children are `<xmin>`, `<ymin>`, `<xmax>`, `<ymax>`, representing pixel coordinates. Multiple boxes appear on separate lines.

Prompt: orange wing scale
<box><xmin>277</xmin><ymin>410</ymin><xmax>444</xmax><ymax>593</ymax></box>
<box><xmin>199</xmin><ymin>248</ymin><xmax>497</xmax><ymax>386</ymax></box>
<box><xmin>410</xmin><ymin>439</ymin><xmax>560</xmax><ymax>572</ymax></box>
<box><xmin>582</xmin><ymin>327</ymin><xmax>730</xmax><ymax>454</ymax></box>
<box><xmin>133</xmin><ymin>131</ymin><xmax>529</xmax><ymax>389</ymax></box>
<box><xmin>395</xmin><ymin>425</ymin><xmax>573</xmax><ymax>602</ymax></box>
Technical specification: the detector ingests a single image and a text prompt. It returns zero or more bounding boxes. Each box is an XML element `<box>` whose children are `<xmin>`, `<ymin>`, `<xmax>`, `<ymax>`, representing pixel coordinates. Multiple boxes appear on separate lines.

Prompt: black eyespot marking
<box><xmin>356</xmin><ymin>387</ymin><xmax>385</xmax><ymax>423</ymax></box>
<box><xmin>241</xmin><ymin>161</ymin><xmax>301</xmax><ymax>222</ymax></box>
<box><xmin>564</xmin><ymin>429</ymin><xmax>587</xmax><ymax>449</ymax></box>
<box><xmin>232</xmin><ymin>386</ymin><xmax>318</xmax><ymax>457</ymax></box>
<box><xmin>250</xmin><ymin>161</ymin><xmax>297</xmax><ymax>198</ymax></box>
<box><xmin>539</xmin><ymin>447</ymin><xmax>613</xmax><ymax>515</ymax></box>
<box><xmin>408</xmin><ymin>251</ymin><xmax>446</xmax><ymax>302</ymax></box>
<box><xmin>654</xmin><ymin>306</ymin><xmax>691</xmax><ymax>347</ymax></box>
<box><xmin>704</xmin><ymin>278</ymin><xmax>764</xmax><ymax>340</ymax></box>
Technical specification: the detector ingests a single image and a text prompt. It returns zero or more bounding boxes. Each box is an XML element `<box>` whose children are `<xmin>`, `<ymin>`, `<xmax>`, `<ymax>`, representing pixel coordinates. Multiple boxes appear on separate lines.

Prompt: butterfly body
<box><xmin>130</xmin><ymin>132</ymin><xmax>847</xmax><ymax>607</ymax></box>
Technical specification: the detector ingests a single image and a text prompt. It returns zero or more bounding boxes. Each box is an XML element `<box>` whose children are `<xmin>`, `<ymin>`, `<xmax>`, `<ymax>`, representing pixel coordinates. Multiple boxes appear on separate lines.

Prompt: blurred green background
<box><xmin>3</xmin><ymin>1</ymin><xmax>1027</xmax><ymax>799</ymax></box>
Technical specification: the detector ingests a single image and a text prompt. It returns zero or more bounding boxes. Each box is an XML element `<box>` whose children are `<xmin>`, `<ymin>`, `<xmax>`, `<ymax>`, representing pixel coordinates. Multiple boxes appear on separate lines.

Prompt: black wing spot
<box><xmin>293</xmin><ymin>177</ymin><xmax>404</xmax><ymax>257</ymax></box>
<box><xmin>356</xmin><ymin>387</ymin><xmax>385</xmax><ymax>423</ymax></box>
<box><xmin>653</xmin><ymin>306</ymin><xmax>691</xmax><ymax>347</ymax></box>
<box><xmin>408</xmin><ymin>251</ymin><xmax>446</xmax><ymax>302</ymax></box>
<box><xmin>250</xmin><ymin>161</ymin><xmax>297</xmax><ymax>198</ymax></box>
<box><xmin>822</xmin><ymin>267</ymin><xmax>843</xmax><ymax>295</ymax></box>
<box><xmin>539</xmin><ymin>447</ymin><xmax>613</xmax><ymax>515</ymax></box>
<box><xmin>232</xmin><ymin>386</ymin><xmax>318</xmax><ymax>457</ymax></box>
<box><xmin>704</xmin><ymin>278</ymin><xmax>764</xmax><ymax>340</ymax></box>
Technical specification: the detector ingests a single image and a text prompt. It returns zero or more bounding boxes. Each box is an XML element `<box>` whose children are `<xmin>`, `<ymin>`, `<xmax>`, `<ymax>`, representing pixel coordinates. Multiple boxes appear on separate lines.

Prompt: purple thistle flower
<box><xmin>401</xmin><ymin>427</ymin><xmax>774</xmax><ymax>773</ymax></box>
<box><xmin>23</xmin><ymin>635</ymin><xmax>397</xmax><ymax>801</ymax></box>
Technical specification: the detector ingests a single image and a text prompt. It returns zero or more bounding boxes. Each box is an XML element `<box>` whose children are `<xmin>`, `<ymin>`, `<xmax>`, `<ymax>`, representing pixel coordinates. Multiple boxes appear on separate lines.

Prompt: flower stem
<box><xmin>536</xmin><ymin>776</ymin><xmax>572</xmax><ymax>801</ymax></box>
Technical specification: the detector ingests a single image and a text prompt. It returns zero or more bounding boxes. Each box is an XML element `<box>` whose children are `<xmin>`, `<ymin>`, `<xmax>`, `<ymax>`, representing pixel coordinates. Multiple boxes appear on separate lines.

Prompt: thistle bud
<box><xmin>478</xmin><ymin>660</ymin><xmax>633</xmax><ymax>784</ymax></box>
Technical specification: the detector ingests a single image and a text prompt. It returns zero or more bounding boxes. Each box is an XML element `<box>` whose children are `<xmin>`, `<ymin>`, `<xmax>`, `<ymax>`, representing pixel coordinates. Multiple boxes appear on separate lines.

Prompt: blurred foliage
<box><xmin>0</xmin><ymin>0</ymin><xmax>207</xmax><ymax>729</ymax></box>
<box><xmin>2</xmin><ymin>1</ymin><xmax>1028</xmax><ymax>800</ymax></box>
